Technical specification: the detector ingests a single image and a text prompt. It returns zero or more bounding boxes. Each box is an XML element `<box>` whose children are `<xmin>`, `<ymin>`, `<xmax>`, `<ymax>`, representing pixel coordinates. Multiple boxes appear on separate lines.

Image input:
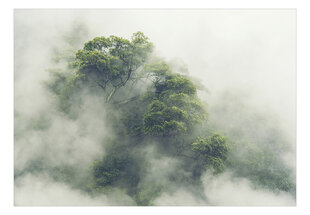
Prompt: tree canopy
<box><xmin>43</xmin><ymin>31</ymin><xmax>295</xmax><ymax>205</ymax></box>
<box><xmin>74</xmin><ymin>32</ymin><xmax>153</xmax><ymax>102</ymax></box>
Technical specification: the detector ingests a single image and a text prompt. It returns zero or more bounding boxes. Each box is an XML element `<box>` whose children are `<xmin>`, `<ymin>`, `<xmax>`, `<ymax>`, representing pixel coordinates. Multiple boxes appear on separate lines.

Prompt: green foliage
<box><xmin>46</xmin><ymin>32</ymin><xmax>226</xmax><ymax>205</ymax></box>
<box><xmin>165</xmin><ymin>74</ymin><xmax>197</xmax><ymax>95</ymax></box>
<box><xmin>92</xmin><ymin>153</ymin><xmax>132</xmax><ymax>190</ymax></box>
<box><xmin>192</xmin><ymin>134</ymin><xmax>229</xmax><ymax>174</ymax></box>
<box><xmin>143</xmin><ymin>101</ymin><xmax>188</xmax><ymax>136</ymax></box>
<box><xmin>46</xmin><ymin>69</ymin><xmax>84</xmax><ymax>116</ymax></box>
<box><xmin>92</xmin><ymin>157</ymin><xmax>125</xmax><ymax>188</ymax></box>
<box><xmin>74</xmin><ymin>31</ymin><xmax>153</xmax><ymax>102</ymax></box>
<box><xmin>142</xmin><ymin>64</ymin><xmax>206</xmax><ymax>136</ymax></box>
<box><xmin>142</xmin><ymin>61</ymin><xmax>172</xmax><ymax>84</ymax></box>
<box><xmin>41</xmin><ymin>30</ymin><xmax>295</xmax><ymax>205</ymax></box>
<box><xmin>134</xmin><ymin>184</ymin><xmax>162</xmax><ymax>206</ymax></box>
<box><xmin>227</xmin><ymin>141</ymin><xmax>295</xmax><ymax>193</ymax></box>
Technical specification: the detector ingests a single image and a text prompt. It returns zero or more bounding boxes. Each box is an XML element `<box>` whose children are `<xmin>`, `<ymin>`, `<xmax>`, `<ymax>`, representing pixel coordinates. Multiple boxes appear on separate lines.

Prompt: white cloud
<box><xmin>202</xmin><ymin>172</ymin><xmax>296</xmax><ymax>206</ymax></box>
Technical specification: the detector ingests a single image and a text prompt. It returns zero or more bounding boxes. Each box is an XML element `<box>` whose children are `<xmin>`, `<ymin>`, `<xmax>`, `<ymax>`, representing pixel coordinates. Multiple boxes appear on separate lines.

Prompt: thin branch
<box><xmin>106</xmin><ymin>87</ymin><xmax>117</xmax><ymax>102</ymax></box>
<box><xmin>112</xmin><ymin>95</ymin><xmax>140</xmax><ymax>105</ymax></box>
<box><xmin>177</xmin><ymin>153</ymin><xmax>196</xmax><ymax>160</ymax></box>
<box><xmin>94</xmin><ymin>80</ymin><xmax>106</xmax><ymax>90</ymax></box>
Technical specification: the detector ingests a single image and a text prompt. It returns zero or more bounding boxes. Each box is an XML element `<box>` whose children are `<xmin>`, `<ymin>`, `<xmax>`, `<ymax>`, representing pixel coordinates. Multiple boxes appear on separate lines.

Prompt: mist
<box><xmin>14</xmin><ymin>9</ymin><xmax>296</xmax><ymax>206</ymax></box>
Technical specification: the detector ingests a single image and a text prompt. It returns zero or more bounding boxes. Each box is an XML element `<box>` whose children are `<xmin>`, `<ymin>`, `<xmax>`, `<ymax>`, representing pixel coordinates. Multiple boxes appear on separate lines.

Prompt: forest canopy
<box><xmin>17</xmin><ymin>30</ymin><xmax>295</xmax><ymax>206</ymax></box>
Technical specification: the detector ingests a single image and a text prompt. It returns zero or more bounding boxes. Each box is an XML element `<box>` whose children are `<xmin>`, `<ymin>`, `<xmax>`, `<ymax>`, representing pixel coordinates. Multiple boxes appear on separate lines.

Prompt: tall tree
<box><xmin>74</xmin><ymin>32</ymin><xmax>153</xmax><ymax>102</ymax></box>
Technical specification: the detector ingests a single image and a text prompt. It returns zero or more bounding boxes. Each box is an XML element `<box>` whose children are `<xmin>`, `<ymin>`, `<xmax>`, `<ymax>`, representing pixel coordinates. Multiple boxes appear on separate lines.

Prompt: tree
<box><xmin>47</xmin><ymin>31</ymin><xmax>230</xmax><ymax>205</ymax></box>
<box><xmin>73</xmin><ymin>32</ymin><xmax>153</xmax><ymax>102</ymax></box>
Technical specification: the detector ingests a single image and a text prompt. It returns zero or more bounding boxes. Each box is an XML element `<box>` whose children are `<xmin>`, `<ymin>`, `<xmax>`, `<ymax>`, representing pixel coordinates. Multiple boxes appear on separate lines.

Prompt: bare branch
<box><xmin>112</xmin><ymin>95</ymin><xmax>140</xmax><ymax>105</ymax></box>
<box><xmin>106</xmin><ymin>87</ymin><xmax>117</xmax><ymax>102</ymax></box>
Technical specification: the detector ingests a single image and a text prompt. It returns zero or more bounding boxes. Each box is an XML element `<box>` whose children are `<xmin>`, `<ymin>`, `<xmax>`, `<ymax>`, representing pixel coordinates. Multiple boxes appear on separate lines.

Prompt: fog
<box><xmin>14</xmin><ymin>9</ymin><xmax>296</xmax><ymax>206</ymax></box>
<box><xmin>154</xmin><ymin>172</ymin><xmax>295</xmax><ymax>206</ymax></box>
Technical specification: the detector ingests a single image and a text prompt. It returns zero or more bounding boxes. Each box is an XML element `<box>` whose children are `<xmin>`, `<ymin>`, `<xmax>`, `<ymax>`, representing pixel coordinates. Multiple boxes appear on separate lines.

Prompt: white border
<box><xmin>1</xmin><ymin>0</ymin><xmax>309</xmax><ymax>215</ymax></box>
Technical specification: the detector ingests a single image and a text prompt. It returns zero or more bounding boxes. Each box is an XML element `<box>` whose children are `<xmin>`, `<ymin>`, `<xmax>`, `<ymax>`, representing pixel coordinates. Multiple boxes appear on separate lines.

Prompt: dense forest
<box><xmin>14</xmin><ymin>25</ymin><xmax>295</xmax><ymax>206</ymax></box>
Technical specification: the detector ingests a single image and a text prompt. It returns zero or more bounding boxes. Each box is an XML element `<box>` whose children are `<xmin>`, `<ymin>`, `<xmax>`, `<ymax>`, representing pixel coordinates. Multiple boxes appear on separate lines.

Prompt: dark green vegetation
<box><xmin>16</xmin><ymin>29</ymin><xmax>295</xmax><ymax>205</ymax></box>
<box><xmin>46</xmin><ymin>31</ymin><xmax>229</xmax><ymax>204</ymax></box>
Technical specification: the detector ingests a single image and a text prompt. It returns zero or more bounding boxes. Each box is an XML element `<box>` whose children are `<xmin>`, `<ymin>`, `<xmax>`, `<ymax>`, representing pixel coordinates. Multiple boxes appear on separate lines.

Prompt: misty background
<box><xmin>14</xmin><ymin>9</ymin><xmax>296</xmax><ymax>206</ymax></box>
